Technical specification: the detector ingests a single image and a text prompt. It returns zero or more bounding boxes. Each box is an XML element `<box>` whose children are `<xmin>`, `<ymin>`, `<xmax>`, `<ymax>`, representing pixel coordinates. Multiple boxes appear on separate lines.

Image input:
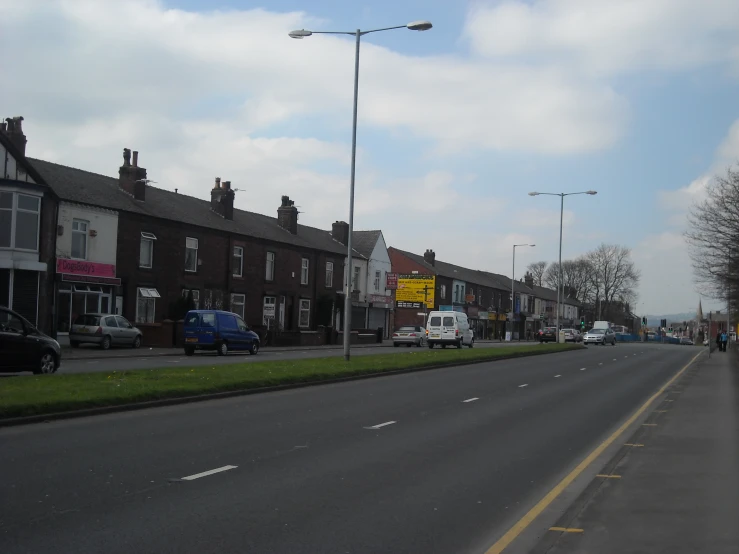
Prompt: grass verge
<box><xmin>1</xmin><ymin>343</ymin><xmax>583</xmax><ymax>420</ymax></box>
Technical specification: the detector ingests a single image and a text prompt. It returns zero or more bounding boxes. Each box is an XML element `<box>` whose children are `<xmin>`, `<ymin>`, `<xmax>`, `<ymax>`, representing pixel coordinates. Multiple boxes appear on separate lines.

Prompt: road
<box><xmin>0</xmin><ymin>343</ymin><xmax>700</xmax><ymax>554</ymax></box>
<box><xmin>56</xmin><ymin>340</ymin><xmax>535</xmax><ymax>374</ymax></box>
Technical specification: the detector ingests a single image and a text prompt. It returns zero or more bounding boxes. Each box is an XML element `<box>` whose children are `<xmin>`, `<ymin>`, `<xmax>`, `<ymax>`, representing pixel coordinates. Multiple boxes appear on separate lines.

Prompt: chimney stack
<box><xmin>524</xmin><ymin>271</ymin><xmax>534</xmax><ymax>289</ymax></box>
<box><xmin>332</xmin><ymin>221</ymin><xmax>349</xmax><ymax>245</ymax></box>
<box><xmin>424</xmin><ymin>249</ymin><xmax>436</xmax><ymax>266</ymax></box>
<box><xmin>210</xmin><ymin>177</ymin><xmax>235</xmax><ymax>220</ymax></box>
<box><xmin>118</xmin><ymin>147</ymin><xmax>147</xmax><ymax>201</ymax></box>
<box><xmin>2</xmin><ymin>116</ymin><xmax>27</xmax><ymax>156</ymax></box>
<box><xmin>277</xmin><ymin>195</ymin><xmax>299</xmax><ymax>235</ymax></box>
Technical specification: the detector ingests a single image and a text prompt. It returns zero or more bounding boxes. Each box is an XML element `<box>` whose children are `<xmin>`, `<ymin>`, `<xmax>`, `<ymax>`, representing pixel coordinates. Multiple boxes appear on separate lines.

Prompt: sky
<box><xmin>2</xmin><ymin>0</ymin><xmax>738</xmax><ymax>316</ymax></box>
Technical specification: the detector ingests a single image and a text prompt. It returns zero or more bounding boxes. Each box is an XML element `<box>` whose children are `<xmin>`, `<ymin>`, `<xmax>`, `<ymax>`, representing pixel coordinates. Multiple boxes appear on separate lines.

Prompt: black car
<box><xmin>538</xmin><ymin>327</ymin><xmax>557</xmax><ymax>343</ymax></box>
<box><xmin>0</xmin><ymin>306</ymin><xmax>61</xmax><ymax>374</ymax></box>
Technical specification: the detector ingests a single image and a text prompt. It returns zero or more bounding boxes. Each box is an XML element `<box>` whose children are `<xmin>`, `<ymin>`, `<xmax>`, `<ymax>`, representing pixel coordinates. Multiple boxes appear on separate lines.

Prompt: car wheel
<box><xmin>184</xmin><ymin>346</ymin><xmax>195</xmax><ymax>356</ymax></box>
<box><xmin>217</xmin><ymin>342</ymin><xmax>228</xmax><ymax>356</ymax></box>
<box><xmin>457</xmin><ymin>340</ymin><xmax>463</xmax><ymax>349</ymax></box>
<box><xmin>249</xmin><ymin>341</ymin><xmax>259</xmax><ymax>355</ymax></box>
<box><xmin>70</xmin><ymin>341</ymin><xmax>80</xmax><ymax>348</ymax></box>
<box><xmin>132</xmin><ymin>335</ymin><xmax>142</xmax><ymax>349</ymax></box>
<box><xmin>34</xmin><ymin>351</ymin><xmax>57</xmax><ymax>375</ymax></box>
<box><xmin>101</xmin><ymin>335</ymin><xmax>112</xmax><ymax>350</ymax></box>
<box><xmin>468</xmin><ymin>339</ymin><xmax>474</xmax><ymax>348</ymax></box>
<box><xmin>442</xmin><ymin>344</ymin><xmax>447</xmax><ymax>349</ymax></box>
<box><xmin>406</xmin><ymin>343</ymin><xmax>412</xmax><ymax>347</ymax></box>
<box><xmin>428</xmin><ymin>342</ymin><xmax>434</xmax><ymax>349</ymax></box>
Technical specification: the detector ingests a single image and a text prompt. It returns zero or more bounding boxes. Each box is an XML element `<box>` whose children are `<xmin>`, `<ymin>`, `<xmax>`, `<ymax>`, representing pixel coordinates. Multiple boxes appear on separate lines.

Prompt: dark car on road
<box><xmin>183</xmin><ymin>309</ymin><xmax>260</xmax><ymax>356</ymax></box>
<box><xmin>0</xmin><ymin>306</ymin><xmax>61</xmax><ymax>374</ymax></box>
<box><xmin>537</xmin><ymin>327</ymin><xmax>557</xmax><ymax>343</ymax></box>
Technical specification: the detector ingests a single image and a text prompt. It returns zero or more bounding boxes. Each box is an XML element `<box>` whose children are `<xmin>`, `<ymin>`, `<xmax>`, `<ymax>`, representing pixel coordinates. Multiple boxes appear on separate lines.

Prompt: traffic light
<box><xmin>580</xmin><ymin>316</ymin><xmax>585</xmax><ymax>327</ymax></box>
<box><xmin>642</xmin><ymin>316</ymin><xmax>647</xmax><ymax>325</ymax></box>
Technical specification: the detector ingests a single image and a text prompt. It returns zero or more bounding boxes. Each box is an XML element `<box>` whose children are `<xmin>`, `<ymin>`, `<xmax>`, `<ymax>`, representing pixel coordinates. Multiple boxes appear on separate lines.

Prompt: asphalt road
<box><xmin>56</xmin><ymin>340</ymin><xmax>534</xmax><ymax>374</ymax></box>
<box><xmin>0</xmin><ymin>343</ymin><xmax>700</xmax><ymax>554</ymax></box>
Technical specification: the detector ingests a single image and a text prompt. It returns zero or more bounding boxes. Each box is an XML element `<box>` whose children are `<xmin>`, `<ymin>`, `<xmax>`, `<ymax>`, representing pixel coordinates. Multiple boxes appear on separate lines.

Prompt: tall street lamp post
<box><xmin>510</xmin><ymin>243</ymin><xmax>535</xmax><ymax>340</ymax></box>
<box><xmin>528</xmin><ymin>191</ymin><xmax>597</xmax><ymax>340</ymax></box>
<box><xmin>289</xmin><ymin>21</ymin><xmax>432</xmax><ymax>361</ymax></box>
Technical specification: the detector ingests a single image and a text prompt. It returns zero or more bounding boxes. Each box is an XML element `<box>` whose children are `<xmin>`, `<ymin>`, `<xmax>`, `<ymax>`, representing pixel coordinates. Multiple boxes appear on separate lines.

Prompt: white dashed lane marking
<box><xmin>364</xmin><ymin>421</ymin><xmax>397</xmax><ymax>430</ymax></box>
<box><xmin>462</xmin><ymin>398</ymin><xmax>479</xmax><ymax>403</ymax></box>
<box><xmin>181</xmin><ymin>465</ymin><xmax>238</xmax><ymax>481</ymax></box>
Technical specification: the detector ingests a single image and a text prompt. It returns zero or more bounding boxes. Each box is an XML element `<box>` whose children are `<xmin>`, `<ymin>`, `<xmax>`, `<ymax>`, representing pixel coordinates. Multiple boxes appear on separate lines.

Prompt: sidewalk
<box><xmin>61</xmin><ymin>340</ymin><xmax>395</xmax><ymax>360</ymax></box>
<box><xmin>537</xmin><ymin>349</ymin><xmax>739</xmax><ymax>554</ymax></box>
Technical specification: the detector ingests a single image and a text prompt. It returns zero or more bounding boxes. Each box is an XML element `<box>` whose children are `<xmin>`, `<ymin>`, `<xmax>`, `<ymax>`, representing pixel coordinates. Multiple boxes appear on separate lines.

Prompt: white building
<box><xmin>353</xmin><ymin>230</ymin><xmax>392</xmax><ymax>333</ymax></box>
<box><xmin>54</xmin><ymin>201</ymin><xmax>120</xmax><ymax>334</ymax></box>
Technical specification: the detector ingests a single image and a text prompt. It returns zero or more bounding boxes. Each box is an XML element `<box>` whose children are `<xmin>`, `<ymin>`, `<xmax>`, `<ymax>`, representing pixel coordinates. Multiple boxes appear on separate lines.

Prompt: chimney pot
<box><xmin>132</xmin><ymin>151</ymin><xmax>138</xmax><ymax>167</ymax></box>
<box><xmin>119</xmin><ymin>148</ymin><xmax>146</xmax><ymax>200</ymax></box>
<box><xmin>4</xmin><ymin>116</ymin><xmax>27</xmax><ymax>156</ymax></box>
<box><xmin>423</xmin><ymin>249</ymin><xmax>436</xmax><ymax>266</ymax></box>
<box><xmin>215</xmin><ymin>177</ymin><xmax>221</xmax><ymax>189</ymax></box>
<box><xmin>223</xmin><ymin>181</ymin><xmax>231</xmax><ymax>190</ymax></box>
<box><xmin>278</xmin><ymin>195</ymin><xmax>299</xmax><ymax>234</ymax></box>
<box><xmin>123</xmin><ymin>148</ymin><xmax>131</xmax><ymax>166</ymax></box>
<box><xmin>331</xmin><ymin>221</ymin><xmax>350</xmax><ymax>245</ymax></box>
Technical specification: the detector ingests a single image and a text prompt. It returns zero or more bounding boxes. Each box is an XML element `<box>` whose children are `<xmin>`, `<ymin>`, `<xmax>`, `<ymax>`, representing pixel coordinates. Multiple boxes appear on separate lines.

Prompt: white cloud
<box><xmin>464</xmin><ymin>0</ymin><xmax>739</xmax><ymax>77</ymax></box>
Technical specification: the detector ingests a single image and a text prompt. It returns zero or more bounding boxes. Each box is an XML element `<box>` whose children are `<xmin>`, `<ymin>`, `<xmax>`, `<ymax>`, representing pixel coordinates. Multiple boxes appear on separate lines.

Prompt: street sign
<box><xmin>539</xmin><ymin>314</ymin><xmax>545</xmax><ymax>320</ymax></box>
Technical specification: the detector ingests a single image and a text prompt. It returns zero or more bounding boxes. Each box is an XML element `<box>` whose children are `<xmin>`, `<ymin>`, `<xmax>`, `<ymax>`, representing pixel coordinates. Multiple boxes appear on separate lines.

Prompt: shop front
<box><xmin>55</xmin><ymin>259</ymin><xmax>121</xmax><ymax>334</ymax></box>
<box><xmin>368</xmin><ymin>294</ymin><xmax>392</xmax><ymax>337</ymax></box>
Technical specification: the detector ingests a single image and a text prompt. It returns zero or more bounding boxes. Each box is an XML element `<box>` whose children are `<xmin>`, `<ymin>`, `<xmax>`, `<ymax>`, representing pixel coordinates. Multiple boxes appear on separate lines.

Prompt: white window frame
<box><xmin>263</xmin><ymin>296</ymin><xmax>276</xmax><ymax>326</ymax></box>
<box><xmin>71</xmin><ymin>218</ymin><xmax>89</xmax><ymax>260</ymax></box>
<box><xmin>135</xmin><ymin>287</ymin><xmax>160</xmax><ymax>324</ymax></box>
<box><xmin>231</xmin><ymin>293</ymin><xmax>245</xmax><ymax>318</ymax></box>
<box><xmin>0</xmin><ymin>192</ymin><xmax>41</xmax><ymax>252</ymax></box>
<box><xmin>266</xmin><ymin>251</ymin><xmax>275</xmax><ymax>281</ymax></box>
<box><xmin>325</xmin><ymin>261</ymin><xmax>334</xmax><ymax>288</ymax></box>
<box><xmin>440</xmin><ymin>284</ymin><xmax>446</xmax><ymax>300</ymax></box>
<box><xmin>374</xmin><ymin>270</ymin><xmax>381</xmax><ymax>292</ymax></box>
<box><xmin>233</xmin><ymin>246</ymin><xmax>244</xmax><ymax>277</ymax></box>
<box><xmin>185</xmin><ymin>237</ymin><xmax>198</xmax><ymax>272</ymax></box>
<box><xmin>139</xmin><ymin>232</ymin><xmax>156</xmax><ymax>268</ymax></box>
<box><xmin>301</xmin><ymin>257</ymin><xmax>309</xmax><ymax>285</ymax></box>
<box><xmin>352</xmin><ymin>266</ymin><xmax>361</xmax><ymax>291</ymax></box>
<box><xmin>299</xmin><ymin>299</ymin><xmax>311</xmax><ymax>328</ymax></box>
<box><xmin>182</xmin><ymin>288</ymin><xmax>200</xmax><ymax>309</ymax></box>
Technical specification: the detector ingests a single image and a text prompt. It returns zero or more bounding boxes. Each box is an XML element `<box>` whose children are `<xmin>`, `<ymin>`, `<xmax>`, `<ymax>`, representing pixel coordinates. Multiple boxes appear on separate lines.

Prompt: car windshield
<box><xmin>74</xmin><ymin>315</ymin><xmax>101</xmax><ymax>326</ymax></box>
<box><xmin>590</xmin><ymin>329</ymin><xmax>606</xmax><ymax>334</ymax></box>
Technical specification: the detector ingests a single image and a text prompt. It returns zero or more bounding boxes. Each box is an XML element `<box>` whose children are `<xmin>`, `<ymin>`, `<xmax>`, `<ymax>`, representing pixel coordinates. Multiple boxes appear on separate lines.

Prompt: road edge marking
<box><xmin>483</xmin><ymin>349</ymin><xmax>703</xmax><ymax>554</ymax></box>
<box><xmin>181</xmin><ymin>465</ymin><xmax>238</xmax><ymax>481</ymax></box>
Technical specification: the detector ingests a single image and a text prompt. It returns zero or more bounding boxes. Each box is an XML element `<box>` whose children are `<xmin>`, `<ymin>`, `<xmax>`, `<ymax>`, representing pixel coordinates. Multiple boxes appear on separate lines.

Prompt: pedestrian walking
<box><xmin>716</xmin><ymin>331</ymin><xmax>722</xmax><ymax>352</ymax></box>
<box><xmin>721</xmin><ymin>330</ymin><xmax>728</xmax><ymax>352</ymax></box>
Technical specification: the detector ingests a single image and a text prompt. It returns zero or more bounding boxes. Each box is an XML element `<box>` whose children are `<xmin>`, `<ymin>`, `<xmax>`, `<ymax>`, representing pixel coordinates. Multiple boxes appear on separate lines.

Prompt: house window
<box><xmin>139</xmin><ymin>232</ymin><xmax>156</xmax><ymax>268</ymax></box>
<box><xmin>374</xmin><ymin>270</ymin><xmax>381</xmax><ymax>292</ymax></box>
<box><xmin>182</xmin><ymin>288</ymin><xmax>200</xmax><ymax>309</ymax></box>
<box><xmin>185</xmin><ymin>237</ymin><xmax>198</xmax><ymax>272</ymax></box>
<box><xmin>266</xmin><ymin>251</ymin><xmax>275</xmax><ymax>281</ymax></box>
<box><xmin>440</xmin><ymin>284</ymin><xmax>446</xmax><ymax>300</ymax></box>
<box><xmin>352</xmin><ymin>266</ymin><xmax>361</xmax><ymax>291</ymax></box>
<box><xmin>263</xmin><ymin>296</ymin><xmax>276</xmax><ymax>326</ymax></box>
<box><xmin>136</xmin><ymin>287</ymin><xmax>160</xmax><ymax>323</ymax></box>
<box><xmin>301</xmin><ymin>258</ymin><xmax>309</xmax><ymax>285</ymax></box>
<box><xmin>1</xmin><ymin>193</ymin><xmax>40</xmax><ymax>251</ymax></box>
<box><xmin>325</xmin><ymin>261</ymin><xmax>334</xmax><ymax>288</ymax></box>
<box><xmin>233</xmin><ymin>246</ymin><xmax>243</xmax><ymax>277</ymax></box>
<box><xmin>71</xmin><ymin>219</ymin><xmax>88</xmax><ymax>259</ymax></box>
<box><xmin>231</xmin><ymin>293</ymin><xmax>245</xmax><ymax>318</ymax></box>
<box><xmin>299</xmin><ymin>299</ymin><xmax>310</xmax><ymax>328</ymax></box>
<box><xmin>454</xmin><ymin>285</ymin><xmax>459</xmax><ymax>302</ymax></box>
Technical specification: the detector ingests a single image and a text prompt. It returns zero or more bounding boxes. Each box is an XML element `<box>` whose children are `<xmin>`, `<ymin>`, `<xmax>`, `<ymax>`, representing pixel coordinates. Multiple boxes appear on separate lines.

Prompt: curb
<box><xmin>0</xmin><ymin>346</ymin><xmax>584</xmax><ymax>427</ymax></box>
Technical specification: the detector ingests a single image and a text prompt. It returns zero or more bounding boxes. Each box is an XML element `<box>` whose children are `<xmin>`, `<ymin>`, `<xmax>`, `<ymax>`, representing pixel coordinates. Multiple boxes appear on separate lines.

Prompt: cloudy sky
<box><xmin>3</xmin><ymin>0</ymin><xmax>738</xmax><ymax>315</ymax></box>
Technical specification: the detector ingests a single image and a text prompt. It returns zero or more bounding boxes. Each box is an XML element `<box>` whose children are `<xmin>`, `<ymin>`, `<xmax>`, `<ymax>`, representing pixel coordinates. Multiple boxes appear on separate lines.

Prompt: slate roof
<box><xmin>28</xmin><ymin>158</ymin><xmax>367</xmax><ymax>259</ymax></box>
<box><xmin>352</xmin><ymin>230</ymin><xmax>382</xmax><ymax>259</ymax></box>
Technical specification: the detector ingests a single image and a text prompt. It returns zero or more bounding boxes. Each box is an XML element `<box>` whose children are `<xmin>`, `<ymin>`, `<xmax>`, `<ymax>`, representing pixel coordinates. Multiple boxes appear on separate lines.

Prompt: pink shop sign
<box><xmin>56</xmin><ymin>258</ymin><xmax>116</xmax><ymax>278</ymax></box>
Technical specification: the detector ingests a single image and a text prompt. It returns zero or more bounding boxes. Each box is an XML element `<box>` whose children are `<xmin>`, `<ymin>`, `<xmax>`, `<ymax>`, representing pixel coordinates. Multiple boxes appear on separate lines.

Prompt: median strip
<box><xmin>0</xmin><ymin>343</ymin><xmax>582</xmax><ymax>422</ymax></box>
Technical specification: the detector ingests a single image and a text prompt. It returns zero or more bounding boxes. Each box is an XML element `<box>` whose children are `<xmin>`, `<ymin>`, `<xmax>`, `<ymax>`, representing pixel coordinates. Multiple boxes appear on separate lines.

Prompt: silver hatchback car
<box><xmin>69</xmin><ymin>314</ymin><xmax>143</xmax><ymax>350</ymax></box>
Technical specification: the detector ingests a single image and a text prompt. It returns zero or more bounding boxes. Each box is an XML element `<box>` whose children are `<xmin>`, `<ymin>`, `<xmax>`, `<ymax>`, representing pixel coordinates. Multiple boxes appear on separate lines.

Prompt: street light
<box><xmin>528</xmin><ymin>190</ymin><xmax>597</xmax><ymax>339</ymax></box>
<box><xmin>289</xmin><ymin>21</ymin><xmax>432</xmax><ymax>361</ymax></box>
<box><xmin>510</xmin><ymin>243</ymin><xmax>535</xmax><ymax>341</ymax></box>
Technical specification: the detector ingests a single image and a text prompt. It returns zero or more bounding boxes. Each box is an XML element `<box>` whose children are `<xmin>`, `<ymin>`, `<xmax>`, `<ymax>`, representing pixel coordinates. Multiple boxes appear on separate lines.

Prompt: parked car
<box><xmin>0</xmin><ymin>306</ymin><xmax>61</xmax><ymax>374</ymax></box>
<box><xmin>392</xmin><ymin>326</ymin><xmax>426</xmax><ymax>347</ymax></box>
<box><xmin>562</xmin><ymin>328</ymin><xmax>582</xmax><ymax>342</ymax></box>
<box><xmin>537</xmin><ymin>327</ymin><xmax>557</xmax><ymax>343</ymax></box>
<box><xmin>70</xmin><ymin>314</ymin><xmax>143</xmax><ymax>350</ymax></box>
<box><xmin>426</xmin><ymin>311</ymin><xmax>474</xmax><ymax>349</ymax></box>
<box><xmin>583</xmin><ymin>328</ymin><xmax>617</xmax><ymax>346</ymax></box>
<box><xmin>680</xmin><ymin>337</ymin><xmax>694</xmax><ymax>345</ymax></box>
<box><xmin>183</xmin><ymin>309</ymin><xmax>260</xmax><ymax>356</ymax></box>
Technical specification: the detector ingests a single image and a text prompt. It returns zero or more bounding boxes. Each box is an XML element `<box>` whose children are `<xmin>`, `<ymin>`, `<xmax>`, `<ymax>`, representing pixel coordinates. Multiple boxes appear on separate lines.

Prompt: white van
<box><xmin>426</xmin><ymin>311</ymin><xmax>474</xmax><ymax>349</ymax></box>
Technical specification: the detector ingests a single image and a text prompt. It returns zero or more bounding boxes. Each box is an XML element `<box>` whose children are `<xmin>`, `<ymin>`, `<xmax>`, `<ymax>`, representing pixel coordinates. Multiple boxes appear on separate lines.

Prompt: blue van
<box><xmin>183</xmin><ymin>310</ymin><xmax>260</xmax><ymax>356</ymax></box>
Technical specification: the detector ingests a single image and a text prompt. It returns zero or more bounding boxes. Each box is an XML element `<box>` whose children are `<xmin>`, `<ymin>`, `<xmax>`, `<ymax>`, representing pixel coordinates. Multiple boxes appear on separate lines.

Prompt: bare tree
<box><xmin>526</xmin><ymin>261</ymin><xmax>548</xmax><ymax>287</ymax></box>
<box><xmin>543</xmin><ymin>258</ymin><xmax>595</xmax><ymax>302</ymax></box>
<box><xmin>686</xmin><ymin>166</ymin><xmax>739</xmax><ymax>312</ymax></box>
<box><xmin>586</xmin><ymin>244</ymin><xmax>640</xmax><ymax>320</ymax></box>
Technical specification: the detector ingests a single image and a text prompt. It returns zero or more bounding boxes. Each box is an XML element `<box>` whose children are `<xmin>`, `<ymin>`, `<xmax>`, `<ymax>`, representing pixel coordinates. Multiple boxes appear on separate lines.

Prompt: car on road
<box><xmin>392</xmin><ymin>326</ymin><xmax>426</xmax><ymax>347</ymax></box>
<box><xmin>583</xmin><ymin>328</ymin><xmax>617</xmax><ymax>346</ymax></box>
<box><xmin>183</xmin><ymin>309</ymin><xmax>260</xmax><ymax>356</ymax></box>
<box><xmin>562</xmin><ymin>328</ymin><xmax>582</xmax><ymax>342</ymax></box>
<box><xmin>680</xmin><ymin>337</ymin><xmax>695</xmax><ymax>345</ymax></box>
<box><xmin>537</xmin><ymin>327</ymin><xmax>557</xmax><ymax>343</ymax></box>
<box><xmin>426</xmin><ymin>311</ymin><xmax>474</xmax><ymax>349</ymax></box>
<box><xmin>0</xmin><ymin>306</ymin><xmax>61</xmax><ymax>374</ymax></box>
<box><xmin>69</xmin><ymin>314</ymin><xmax>143</xmax><ymax>350</ymax></box>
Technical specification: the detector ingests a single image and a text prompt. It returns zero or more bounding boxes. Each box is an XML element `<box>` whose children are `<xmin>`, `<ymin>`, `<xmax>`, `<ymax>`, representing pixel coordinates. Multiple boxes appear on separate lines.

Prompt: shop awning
<box><xmin>138</xmin><ymin>288</ymin><xmax>161</xmax><ymax>298</ymax></box>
